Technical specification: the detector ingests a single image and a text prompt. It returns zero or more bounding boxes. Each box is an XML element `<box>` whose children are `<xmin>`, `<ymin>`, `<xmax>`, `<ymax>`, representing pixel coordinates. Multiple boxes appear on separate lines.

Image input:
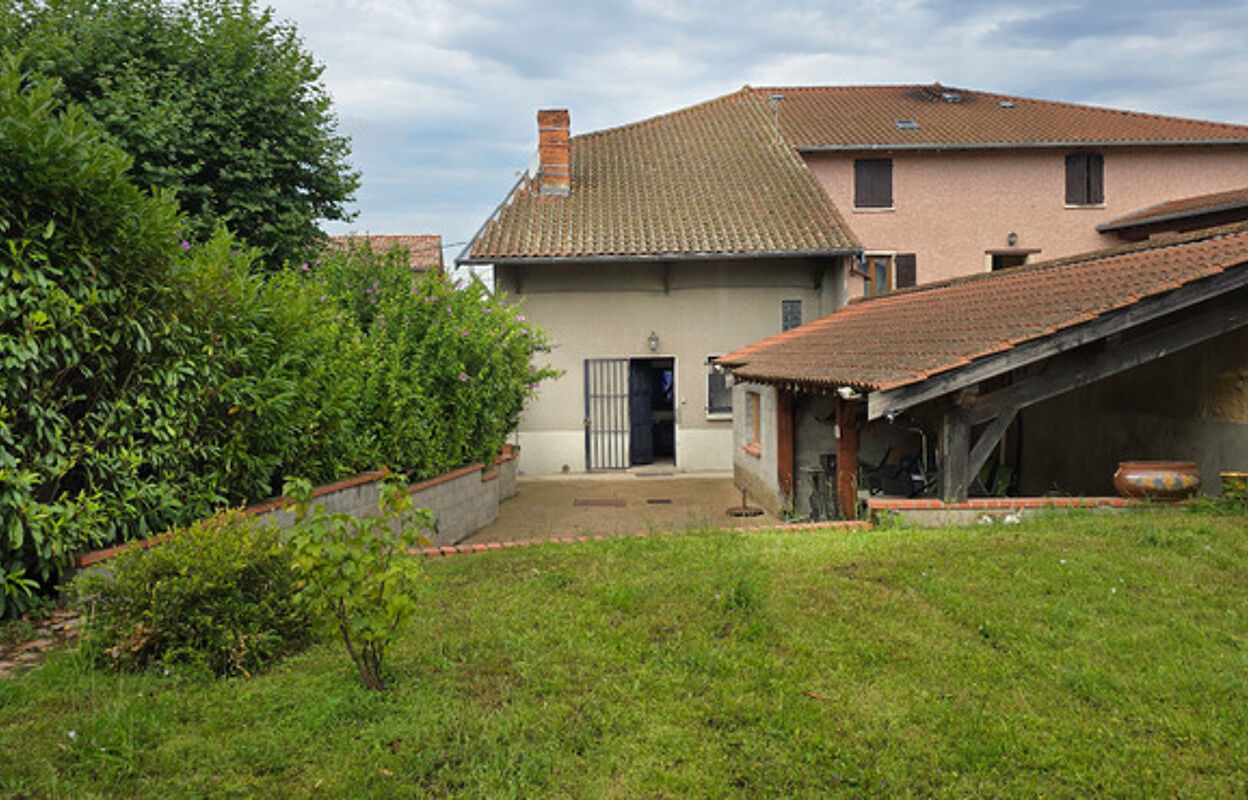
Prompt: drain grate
<box><xmin>645</xmin><ymin>498</ymin><xmax>673</xmax><ymax>505</ymax></box>
<box><xmin>573</xmin><ymin>498</ymin><xmax>626</xmax><ymax>507</ymax></box>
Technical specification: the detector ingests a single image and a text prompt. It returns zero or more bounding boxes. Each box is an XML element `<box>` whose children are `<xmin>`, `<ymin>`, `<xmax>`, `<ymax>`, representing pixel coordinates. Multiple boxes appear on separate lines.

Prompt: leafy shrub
<box><xmin>173</xmin><ymin>231</ymin><xmax>367</xmax><ymax>501</ymax></box>
<box><xmin>73</xmin><ymin>512</ymin><xmax>309</xmax><ymax>677</ymax></box>
<box><xmin>286</xmin><ymin>477</ymin><xmax>432</xmax><ymax>690</ymax></box>
<box><xmin>311</xmin><ymin>243</ymin><xmax>560</xmax><ymax>480</ymax></box>
<box><xmin>0</xmin><ymin>55</ymin><xmax>212</xmax><ymax>611</ymax></box>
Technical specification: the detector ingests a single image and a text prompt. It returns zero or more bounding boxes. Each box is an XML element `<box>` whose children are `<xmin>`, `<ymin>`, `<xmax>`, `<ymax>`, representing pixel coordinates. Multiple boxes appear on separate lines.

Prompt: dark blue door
<box><xmin>629</xmin><ymin>360</ymin><xmax>654</xmax><ymax>465</ymax></box>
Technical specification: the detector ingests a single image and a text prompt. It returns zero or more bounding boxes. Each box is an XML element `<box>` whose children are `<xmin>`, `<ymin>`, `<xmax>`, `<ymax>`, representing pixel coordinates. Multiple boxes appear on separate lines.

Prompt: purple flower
<box><xmin>515</xmin><ymin>314</ymin><xmax>526</xmax><ymax>322</ymax></box>
<box><xmin>445</xmin><ymin>305</ymin><xmax>452</xmax><ymax>313</ymax></box>
<box><xmin>458</xmin><ymin>373</ymin><xmax>469</xmax><ymax>382</ymax></box>
<box><xmin>181</xmin><ymin>240</ymin><xmax>191</xmax><ymax>251</ymax></box>
<box><xmin>461</xmin><ymin>328</ymin><xmax>469</xmax><ymax>337</ymax></box>
<box><xmin>424</xmin><ymin>296</ymin><xmax>435</xmax><ymax>302</ymax></box>
<box><xmin>365</xmin><ymin>287</ymin><xmax>373</xmax><ymax>294</ymax></box>
<box><xmin>300</xmin><ymin>263</ymin><xmax>309</xmax><ymax>271</ymax></box>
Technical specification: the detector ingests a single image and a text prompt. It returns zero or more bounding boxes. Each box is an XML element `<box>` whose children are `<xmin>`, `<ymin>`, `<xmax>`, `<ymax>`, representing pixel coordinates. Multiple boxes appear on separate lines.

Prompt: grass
<box><xmin>2</xmin><ymin>507</ymin><xmax>1246</xmax><ymax>797</ymax></box>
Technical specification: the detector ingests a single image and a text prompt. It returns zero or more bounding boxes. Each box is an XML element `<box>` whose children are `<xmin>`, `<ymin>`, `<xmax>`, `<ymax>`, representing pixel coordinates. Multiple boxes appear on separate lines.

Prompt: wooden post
<box><xmin>776</xmin><ymin>389</ymin><xmax>795</xmax><ymax>499</ymax></box>
<box><xmin>940</xmin><ymin>405</ymin><xmax>971</xmax><ymax>503</ymax></box>
<box><xmin>835</xmin><ymin>396</ymin><xmax>861</xmax><ymax>521</ymax></box>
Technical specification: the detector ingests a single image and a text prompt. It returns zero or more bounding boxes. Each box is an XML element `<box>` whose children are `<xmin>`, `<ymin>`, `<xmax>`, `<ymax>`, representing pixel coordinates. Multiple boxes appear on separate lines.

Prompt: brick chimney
<box><xmin>536</xmin><ymin>109</ymin><xmax>570</xmax><ymax>196</ymax></box>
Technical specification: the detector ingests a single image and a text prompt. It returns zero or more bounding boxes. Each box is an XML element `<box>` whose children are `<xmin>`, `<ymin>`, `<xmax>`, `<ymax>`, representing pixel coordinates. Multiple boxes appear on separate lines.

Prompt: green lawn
<box><xmin>2</xmin><ymin>508</ymin><xmax>1246</xmax><ymax>797</ymax></box>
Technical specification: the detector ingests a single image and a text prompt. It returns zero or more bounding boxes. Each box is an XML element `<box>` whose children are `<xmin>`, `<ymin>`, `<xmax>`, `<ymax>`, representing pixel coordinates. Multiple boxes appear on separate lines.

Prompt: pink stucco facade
<box><xmin>803</xmin><ymin>145</ymin><xmax>1248</xmax><ymax>297</ymax></box>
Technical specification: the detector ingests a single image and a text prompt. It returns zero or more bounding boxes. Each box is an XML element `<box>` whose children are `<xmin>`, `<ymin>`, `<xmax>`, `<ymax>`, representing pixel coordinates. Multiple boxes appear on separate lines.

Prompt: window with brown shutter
<box><xmin>1065</xmin><ymin>153</ymin><xmax>1104</xmax><ymax>205</ymax></box>
<box><xmin>895</xmin><ymin>253</ymin><xmax>916</xmax><ymax>288</ymax></box>
<box><xmin>854</xmin><ymin>158</ymin><xmax>893</xmax><ymax>208</ymax></box>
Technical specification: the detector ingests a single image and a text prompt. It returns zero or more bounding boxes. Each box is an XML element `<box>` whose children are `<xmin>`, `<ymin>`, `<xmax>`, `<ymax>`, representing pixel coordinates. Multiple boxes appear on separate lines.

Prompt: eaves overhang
<box><xmin>1097</xmin><ymin>200</ymin><xmax>1248</xmax><ymax>234</ymax></box>
<box><xmin>458</xmin><ymin>246</ymin><xmax>862</xmax><ymax>267</ymax></box>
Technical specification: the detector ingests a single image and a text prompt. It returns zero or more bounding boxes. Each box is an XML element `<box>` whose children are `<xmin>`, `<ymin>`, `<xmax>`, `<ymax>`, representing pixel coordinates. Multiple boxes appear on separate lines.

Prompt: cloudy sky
<box><xmin>264</xmin><ymin>0</ymin><xmax>1248</xmax><ymax>270</ymax></box>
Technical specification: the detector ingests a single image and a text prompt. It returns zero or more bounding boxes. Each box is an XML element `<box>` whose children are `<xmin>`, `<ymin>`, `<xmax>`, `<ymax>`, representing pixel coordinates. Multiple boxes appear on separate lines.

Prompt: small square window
<box><xmin>781</xmin><ymin>299</ymin><xmax>802</xmax><ymax>331</ymax></box>
<box><xmin>1065</xmin><ymin>152</ymin><xmax>1104</xmax><ymax>205</ymax></box>
<box><xmin>854</xmin><ymin>158</ymin><xmax>893</xmax><ymax>209</ymax></box>
<box><xmin>707</xmin><ymin>361</ymin><xmax>732</xmax><ymax>415</ymax></box>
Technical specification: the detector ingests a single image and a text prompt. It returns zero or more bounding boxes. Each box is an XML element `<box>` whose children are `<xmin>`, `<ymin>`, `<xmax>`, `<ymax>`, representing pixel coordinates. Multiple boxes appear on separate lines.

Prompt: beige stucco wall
<box><xmin>731</xmin><ymin>382</ymin><xmax>780</xmax><ymax>513</ymax></box>
<box><xmin>804</xmin><ymin>145</ymin><xmax>1248</xmax><ymax>294</ymax></box>
<box><xmin>498</xmin><ymin>257</ymin><xmax>846</xmax><ymax>474</ymax></box>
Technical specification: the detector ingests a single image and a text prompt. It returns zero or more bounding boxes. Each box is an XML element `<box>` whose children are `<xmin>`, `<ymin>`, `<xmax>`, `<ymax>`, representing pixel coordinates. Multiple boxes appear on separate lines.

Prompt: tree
<box><xmin>1</xmin><ymin>0</ymin><xmax>359</xmax><ymax>266</ymax></box>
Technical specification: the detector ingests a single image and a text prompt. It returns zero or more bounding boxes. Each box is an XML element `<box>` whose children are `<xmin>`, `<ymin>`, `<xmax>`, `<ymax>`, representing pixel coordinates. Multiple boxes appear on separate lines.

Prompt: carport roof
<box><xmin>717</xmin><ymin>221</ymin><xmax>1248</xmax><ymax>393</ymax></box>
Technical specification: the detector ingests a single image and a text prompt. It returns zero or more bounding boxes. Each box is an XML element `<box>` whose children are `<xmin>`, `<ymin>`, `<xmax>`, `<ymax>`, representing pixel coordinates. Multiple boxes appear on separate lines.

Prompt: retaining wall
<box><xmin>76</xmin><ymin>449</ymin><xmax>518</xmax><ymax>568</ymax></box>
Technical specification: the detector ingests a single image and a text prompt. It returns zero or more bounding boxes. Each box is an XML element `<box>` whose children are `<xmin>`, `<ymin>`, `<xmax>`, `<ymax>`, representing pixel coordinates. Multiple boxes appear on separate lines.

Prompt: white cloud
<box><xmin>265</xmin><ymin>0</ymin><xmax>1248</xmax><ymax>250</ymax></box>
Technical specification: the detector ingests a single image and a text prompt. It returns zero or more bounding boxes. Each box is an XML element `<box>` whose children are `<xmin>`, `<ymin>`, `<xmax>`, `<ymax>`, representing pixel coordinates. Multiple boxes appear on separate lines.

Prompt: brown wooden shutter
<box><xmin>855</xmin><ymin>159</ymin><xmax>893</xmax><ymax>208</ymax></box>
<box><xmin>1088</xmin><ymin>153</ymin><xmax>1104</xmax><ymax>204</ymax></box>
<box><xmin>1065</xmin><ymin>154</ymin><xmax>1084</xmax><ymax>204</ymax></box>
<box><xmin>895</xmin><ymin>253</ymin><xmax>916</xmax><ymax>288</ymax></box>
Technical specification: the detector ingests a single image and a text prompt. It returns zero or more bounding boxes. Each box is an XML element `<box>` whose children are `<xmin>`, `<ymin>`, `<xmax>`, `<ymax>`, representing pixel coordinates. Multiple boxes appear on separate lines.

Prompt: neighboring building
<box><xmin>718</xmin><ymin>222</ymin><xmax>1248</xmax><ymax>516</ymax></box>
<box><xmin>761</xmin><ymin>84</ymin><xmax>1248</xmax><ymax>294</ymax></box>
<box><xmin>329</xmin><ymin>234</ymin><xmax>444</xmax><ymax>274</ymax></box>
<box><xmin>460</xmin><ymin>85</ymin><xmax>1248</xmax><ymax>475</ymax></box>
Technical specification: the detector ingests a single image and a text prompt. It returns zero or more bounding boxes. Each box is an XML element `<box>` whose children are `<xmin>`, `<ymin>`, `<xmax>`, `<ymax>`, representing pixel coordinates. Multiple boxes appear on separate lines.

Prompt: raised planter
<box><xmin>1113</xmin><ymin>460</ymin><xmax>1201</xmax><ymax>501</ymax></box>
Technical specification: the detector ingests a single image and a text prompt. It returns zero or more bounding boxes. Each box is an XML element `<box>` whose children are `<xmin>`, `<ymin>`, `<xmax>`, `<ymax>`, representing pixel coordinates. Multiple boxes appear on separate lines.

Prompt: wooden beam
<box><xmin>835</xmin><ymin>397</ymin><xmax>861</xmax><ymax>521</ymax></box>
<box><xmin>940</xmin><ymin>405</ymin><xmax>971</xmax><ymax>503</ymax></box>
<box><xmin>868</xmin><ymin>266</ymin><xmax>1248</xmax><ymax>420</ymax></box>
<box><xmin>967</xmin><ymin>293</ymin><xmax>1248</xmax><ymax>425</ymax></box>
<box><xmin>968</xmin><ymin>408</ymin><xmax>1018</xmax><ymax>482</ymax></box>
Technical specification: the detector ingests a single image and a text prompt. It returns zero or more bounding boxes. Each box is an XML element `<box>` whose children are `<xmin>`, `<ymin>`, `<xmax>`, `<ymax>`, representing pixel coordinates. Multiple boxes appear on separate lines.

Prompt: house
<box><xmin>717</xmin><ymin>222</ymin><xmax>1248</xmax><ymax>517</ymax></box>
<box><xmin>459</xmin><ymin>85</ymin><xmax>1248</xmax><ymax>476</ymax></box>
<box><xmin>459</xmin><ymin>102</ymin><xmax>859</xmax><ymax>473</ymax></box>
<box><xmin>329</xmin><ymin>234</ymin><xmax>444</xmax><ymax>274</ymax></box>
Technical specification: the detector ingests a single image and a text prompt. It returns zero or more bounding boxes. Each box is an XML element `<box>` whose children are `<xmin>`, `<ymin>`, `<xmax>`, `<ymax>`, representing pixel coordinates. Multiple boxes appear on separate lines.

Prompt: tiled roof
<box><xmin>329</xmin><ymin>234</ymin><xmax>443</xmax><ymax>271</ymax></box>
<box><xmin>749</xmin><ymin>84</ymin><xmax>1248</xmax><ymax>150</ymax></box>
<box><xmin>718</xmin><ymin>222</ymin><xmax>1248</xmax><ymax>392</ymax></box>
<box><xmin>463</xmin><ymin>90</ymin><xmax>858</xmax><ymax>262</ymax></box>
<box><xmin>1097</xmin><ymin>186</ymin><xmax>1248</xmax><ymax>234</ymax></box>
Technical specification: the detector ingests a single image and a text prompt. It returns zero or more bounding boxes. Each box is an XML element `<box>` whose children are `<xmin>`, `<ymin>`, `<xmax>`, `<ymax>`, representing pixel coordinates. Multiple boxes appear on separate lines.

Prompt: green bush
<box><xmin>0</xmin><ymin>54</ymin><xmax>213</xmax><ymax>609</ymax></box>
<box><xmin>73</xmin><ymin>512</ymin><xmax>309</xmax><ymax>677</ymax></box>
<box><xmin>311</xmin><ymin>243</ymin><xmax>560</xmax><ymax>480</ymax></box>
<box><xmin>287</xmin><ymin>476</ymin><xmax>432</xmax><ymax>690</ymax></box>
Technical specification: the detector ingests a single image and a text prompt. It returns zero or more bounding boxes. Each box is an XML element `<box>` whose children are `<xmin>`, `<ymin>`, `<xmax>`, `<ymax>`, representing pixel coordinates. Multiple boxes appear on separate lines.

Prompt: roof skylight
<box><xmin>894</xmin><ymin>119</ymin><xmax>920</xmax><ymax>130</ymax></box>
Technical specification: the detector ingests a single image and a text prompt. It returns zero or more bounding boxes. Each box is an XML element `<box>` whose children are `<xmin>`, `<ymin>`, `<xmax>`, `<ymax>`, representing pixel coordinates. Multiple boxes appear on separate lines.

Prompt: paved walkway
<box><xmin>461</xmin><ymin>470</ymin><xmax>779</xmax><ymax>544</ymax></box>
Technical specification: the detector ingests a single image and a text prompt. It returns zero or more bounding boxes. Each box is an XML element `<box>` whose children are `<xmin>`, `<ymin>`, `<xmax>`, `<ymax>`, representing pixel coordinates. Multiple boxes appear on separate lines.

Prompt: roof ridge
<box><xmin>748</xmin><ymin>84</ymin><xmax>1248</xmax><ymax>132</ymax></box>
<box><xmin>575</xmin><ymin>87</ymin><xmax>756</xmax><ymax>142</ymax></box>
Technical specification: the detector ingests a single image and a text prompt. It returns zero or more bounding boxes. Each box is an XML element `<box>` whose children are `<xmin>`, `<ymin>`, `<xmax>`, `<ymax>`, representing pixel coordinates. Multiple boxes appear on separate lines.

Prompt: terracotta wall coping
<box><xmin>868</xmin><ymin>496</ymin><xmax>1139</xmax><ymax>511</ymax></box>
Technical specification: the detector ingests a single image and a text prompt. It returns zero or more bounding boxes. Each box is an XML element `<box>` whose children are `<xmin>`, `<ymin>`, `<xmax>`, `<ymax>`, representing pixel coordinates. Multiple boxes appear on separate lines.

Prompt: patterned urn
<box><xmin>1113</xmin><ymin>461</ymin><xmax>1201</xmax><ymax>501</ymax></box>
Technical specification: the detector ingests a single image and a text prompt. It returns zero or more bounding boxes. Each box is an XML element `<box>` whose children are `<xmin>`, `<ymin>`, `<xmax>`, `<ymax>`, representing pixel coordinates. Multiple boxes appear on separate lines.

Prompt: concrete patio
<box><xmin>460</xmin><ymin>470</ymin><xmax>780</xmax><ymax>545</ymax></box>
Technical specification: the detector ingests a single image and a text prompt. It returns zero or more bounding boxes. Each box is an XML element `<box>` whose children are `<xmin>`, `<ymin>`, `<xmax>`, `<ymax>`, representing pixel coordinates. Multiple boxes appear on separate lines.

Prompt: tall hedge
<box><xmin>0</xmin><ymin>55</ymin><xmax>207</xmax><ymax>600</ymax></box>
<box><xmin>0</xmin><ymin>56</ymin><xmax>557</xmax><ymax>616</ymax></box>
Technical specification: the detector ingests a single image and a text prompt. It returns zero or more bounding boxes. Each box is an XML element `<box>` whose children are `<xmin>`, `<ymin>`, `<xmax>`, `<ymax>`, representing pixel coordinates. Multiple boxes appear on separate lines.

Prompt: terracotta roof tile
<box><xmin>329</xmin><ymin>234</ymin><xmax>443</xmax><ymax>272</ymax></box>
<box><xmin>719</xmin><ymin>222</ymin><xmax>1248</xmax><ymax>392</ymax></box>
<box><xmin>1097</xmin><ymin>186</ymin><xmax>1248</xmax><ymax>233</ymax></box>
<box><xmin>464</xmin><ymin>90</ymin><xmax>858</xmax><ymax>261</ymax></box>
<box><xmin>751</xmin><ymin>84</ymin><xmax>1248</xmax><ymax>150</ymax></box>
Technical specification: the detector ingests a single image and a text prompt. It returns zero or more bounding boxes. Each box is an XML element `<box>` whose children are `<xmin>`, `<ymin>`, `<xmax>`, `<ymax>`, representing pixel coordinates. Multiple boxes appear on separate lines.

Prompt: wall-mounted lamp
<box><xmin>1007</xmin><ymin>231</ymin><xmax>1018</xmax><ymax>247</ymax></box>
<box><xmin>647</xmin><ymin>331</ymin><xmax>659</xmax><ymax>352</ymax></box>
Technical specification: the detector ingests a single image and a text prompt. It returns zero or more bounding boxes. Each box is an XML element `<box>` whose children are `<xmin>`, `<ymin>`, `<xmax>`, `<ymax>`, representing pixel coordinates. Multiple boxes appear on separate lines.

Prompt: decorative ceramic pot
<box><xmin>1113</xmin><ymin>461</ymin><xmax>1200</xmax><ymax>501</ymax></box>
<box><xmin>1221</xmin><ymin>471</ymin><xmax>1247</xmax><ymax>495</ymax></box>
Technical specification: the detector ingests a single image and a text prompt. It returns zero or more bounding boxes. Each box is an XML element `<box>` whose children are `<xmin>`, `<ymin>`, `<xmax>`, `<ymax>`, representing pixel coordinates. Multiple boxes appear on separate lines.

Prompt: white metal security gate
<box><xmin>584</xmin><ymin>358</ymin><xmax>630</xmax><ymax>470</ymax></box>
